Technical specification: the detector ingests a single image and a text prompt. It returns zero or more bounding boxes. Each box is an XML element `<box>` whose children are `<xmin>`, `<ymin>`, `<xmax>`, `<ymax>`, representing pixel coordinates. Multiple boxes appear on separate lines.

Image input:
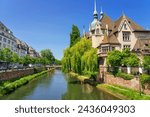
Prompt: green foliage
<box><xmin>107</xmin><ymin>50</ymin><xmax>122</xmax><ymax>67</ymax></box>
<box><xmin>121</xmin><ymin>49</ymin><xmax>139</xmax><ymax>67</ymax></box>
<box><xmin>34</xmin><ymin>67</ymin><xmax>46</xmax><ymax>73</ymax></box>
<box><xmin>22</xmin><ymin>55</ymin><xmax>32</xmax><ymax>66</ymax></box>
<box><xmin>70</xmin><ymin>25</ymin><xmax>80</xmax><ymax>47</ymax></box>
<box><xmin>62</xmin><ymin>38</ymin><xmax>98</xmax><ymax>76</ymax></box>
<box><xmin>116</xmin><ymin>72</ymin><xmax>134</xmax><ymax>80</ymax></box>
<box><xmin>40</xmin><ymin>49</ymin><xmax>55</xmax><ymax>64</ymax></box>
<box><xmin>107</xmin><ymin>49</ymin><xmax>140</xmax><ymax>74</ymax></box>
<box><xmin>143</xmin><ymin>56</ymin><xmax>150</xmax><ymax>70</ymax></box>
<box><xmin>0</xmin><ymin>48</ymin><xmax>12</xmax><ymax>62</ymax></box>
<box><xmin>97</xmin><ymin>84</ymin><xmax>150</xmax><ymax>100</ymax></box>
<box><xmin>12</xmin><ymin>53</ymin><xmax>19</xmax><ymax>63</ymax></box>
<box><xmin>54</xmin><ymin>59</ymin><xmax>62</xmax><ymax>65</ymax></box>
<box><xmin>140</xmin><ymin>74</ymin><xmax>150</xmax><ymax>85</ymax></box>
<box><xmin>0</xmin><ymin>70</ymin><xmax>48</xmax><ymax>96</ymax></box>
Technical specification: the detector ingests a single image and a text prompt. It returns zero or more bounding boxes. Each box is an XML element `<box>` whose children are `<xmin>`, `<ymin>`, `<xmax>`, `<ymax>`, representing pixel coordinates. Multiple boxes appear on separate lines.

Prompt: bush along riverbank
<box><xmin>0</xmin><ymin>69</ymin><xmax>54</xmax><ymax>96</ymax></box>
<box><xmin>68</xmin><ymin>72</ymin><xmax>98</xmax><ymax>86</ymax></box>
<box><xmin>97</xmin><ymin>84</ymin><xmax>150</xmax><ymax>100</ymax></box>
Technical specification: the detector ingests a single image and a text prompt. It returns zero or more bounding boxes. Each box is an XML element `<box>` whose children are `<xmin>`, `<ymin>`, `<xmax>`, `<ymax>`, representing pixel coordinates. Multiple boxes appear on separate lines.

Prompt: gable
<box><xmin>119</xmin><ymin>20</ymin><xmax>133</xmax><ymax>32</ymax></box>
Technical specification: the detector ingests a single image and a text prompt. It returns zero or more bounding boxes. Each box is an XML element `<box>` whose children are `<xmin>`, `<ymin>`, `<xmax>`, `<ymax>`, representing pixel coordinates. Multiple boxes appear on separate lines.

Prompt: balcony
<box><xmin>97</xmin><ymin>51</ymin><xmax>107</xmax><ymax>57</ymax></box>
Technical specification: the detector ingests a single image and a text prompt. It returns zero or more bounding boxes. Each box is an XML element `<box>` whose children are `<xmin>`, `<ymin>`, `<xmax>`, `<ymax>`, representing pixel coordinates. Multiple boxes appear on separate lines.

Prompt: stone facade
<box><xmin>0</xmin><ymin>69</ymin><xmax>34</xmax><ymax>81</ymax></box>
<box><xmin>105</xmin><ymin>73</ymin><xmax>150</xmax><ymax>95</ymax></box>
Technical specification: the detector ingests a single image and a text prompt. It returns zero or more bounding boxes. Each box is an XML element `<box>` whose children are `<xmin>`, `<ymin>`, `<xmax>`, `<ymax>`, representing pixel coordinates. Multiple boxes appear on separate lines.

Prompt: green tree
<box><xmin>107</xmin><ymin>50</ymin><xmax>122</xmax><ymax>67</ymax></box>
<box><xmin>143</xmin><ymin>56</ymin><xmax>150</xmax><ymax>71</ymax></box>
<box><xmin>40</xmin><ymin>49</ymin><xmax>55</xmax><ymax>64</ymax></box>
<box><xmin>23</xmin><ymin>55</ymin><xmax>32</xmax><ymax>66</ymax></box>
<box><xmin>70</xmin><ymin>25</ymin><xmax>80</xmax><ymax>47</ymax></box>
<box><xmin>1</xmin><ymin>48</ymin><xmax>12</xmax><ymax>62</ymax></box>
<box><xmin>121</xmin><ymin>49</ymin><xmax>139</xmax><ymax>67</ymax></box>
<box><xmin>62</xmin><ymin>38</ymin><xmax>98</xmax><ymax>76</ymax></box>
<box><xmin>54</xmin><ymin>59</ymin><xmax>62</xmax><ymax>65</ymax></box>
<box><xmin>12</xmin><ymin>53</ymin><xmax>19</xmax><ymax>63</ymax></box>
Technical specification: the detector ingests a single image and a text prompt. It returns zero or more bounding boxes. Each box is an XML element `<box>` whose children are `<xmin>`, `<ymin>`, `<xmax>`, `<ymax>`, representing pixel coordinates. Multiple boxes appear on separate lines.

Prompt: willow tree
<box><xmin>62</xmin><ymin>38</ymin><xmax>98</xmax><ymax>76</ymax></box>
<box><xmin>81</xmin><ymin>48</ymin><xmax>98</xmax><ymax>75</ymax></box>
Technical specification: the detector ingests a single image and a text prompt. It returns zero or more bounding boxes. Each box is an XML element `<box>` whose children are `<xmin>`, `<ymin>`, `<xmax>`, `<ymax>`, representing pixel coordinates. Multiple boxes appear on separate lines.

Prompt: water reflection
<box><xmin>0</xmin><ymin>70</ymin><xmax>119</xmax><ymax>100</ymax></box>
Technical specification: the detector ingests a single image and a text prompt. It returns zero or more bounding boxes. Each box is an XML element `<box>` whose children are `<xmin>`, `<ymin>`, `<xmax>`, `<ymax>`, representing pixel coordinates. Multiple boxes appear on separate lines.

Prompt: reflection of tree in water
<box><xmin>0</xmin><ymin>70</ymin><xmax>119</xmax><ymax>100</ymax></box>
<box><xmin>62</xmin><ymin>76</ymin><xmax>119</xmax><ymax>100</ymax></box>
<box><xmin>82</xmin><ymin>84</ymin><xmax>93</xmax><ymax>94</ymax></box>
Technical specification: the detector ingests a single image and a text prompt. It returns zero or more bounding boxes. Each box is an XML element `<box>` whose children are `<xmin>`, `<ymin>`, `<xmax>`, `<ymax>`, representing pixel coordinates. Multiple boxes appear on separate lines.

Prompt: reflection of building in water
<box><xmin>82</xmin><ymin>84</ymin><xmax>93</xmax><ymax>94</ymax></box>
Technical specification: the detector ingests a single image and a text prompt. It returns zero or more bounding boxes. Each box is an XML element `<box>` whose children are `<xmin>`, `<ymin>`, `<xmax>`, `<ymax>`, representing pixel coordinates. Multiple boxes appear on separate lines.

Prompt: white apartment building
<box><xmin>0</xmin><ymin>21</ymin><xmax>40</xmax><ymax>58</ymax></box>
<box><xmin>0</xmin><ymin>22</ymin><xmax>17</xmax><ymax>53</ymax></box>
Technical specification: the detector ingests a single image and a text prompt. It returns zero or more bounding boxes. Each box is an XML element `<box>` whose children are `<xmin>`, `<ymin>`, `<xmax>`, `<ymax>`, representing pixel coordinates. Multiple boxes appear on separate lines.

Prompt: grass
<box><xmin>69</xmin><ymin>72</ymin><xmax>90</xmax><ymax>82</ymax></box>
<box><xmin>0</xmin><ymin>69</ymin><xmax>53</xmax><ymax>96</ymax></box>
<box><xmin>140</xmin><ymin>74</ymin><xmax>150</xmax><ymax>86</ymax></box>
<box><xmin>97</xmin><ymin>84</ymin><xmax>150</xmax><ymax>100</ymax></box>
<box><xmin>116</xmin><ymin>72</ymin><xmax>134</xmax><ymax>80</ymax></box>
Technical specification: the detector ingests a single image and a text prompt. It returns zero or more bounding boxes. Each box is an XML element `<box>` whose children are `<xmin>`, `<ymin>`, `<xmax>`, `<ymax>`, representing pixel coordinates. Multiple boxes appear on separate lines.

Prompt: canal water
<box><xmin>0</xmin><ymin>70</ymin><xmax>119</xmax><ymax>100</ymax></box>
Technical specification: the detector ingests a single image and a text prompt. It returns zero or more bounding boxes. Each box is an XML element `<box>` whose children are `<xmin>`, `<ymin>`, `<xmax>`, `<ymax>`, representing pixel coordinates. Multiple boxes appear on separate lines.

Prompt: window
<box><xmin>124</xmin><ymin>24</ymin><xmax>127</xmax><ymax>30</ymax></box>
<box><xmin>123</xmin><ymin>45</ymin><xmax>131</xmax><ymax>50</ymax></box>
<box><xmin>123</xmin><ymin>32</ymin><xmax>130</xmax><ymax>41</ymax></box>
<box><xmin>112</xmin><ymin>47</ymin><xmax>115</xmax><ymax>50</ymax></box>
<box><xmin>102</xmin><ymin>47</ymin><xmax>109</xmax><ymax>53</ymax></box>
<box><xmin>3</xmin><ymin>44</ymin><xmax>6</xmax><ymax>48</ymax></box>
<box><xmin>8</xmin><ymin>40</ymin><xmax>10</xmax><ymax>44</ymax></box>
<box><xmin>96</xmin><ymin>29</ymin><xmax>99</xmax><ymax>34</ymax></box>
<box><xmin>3</xmin><ymin>38</ymin><xmax>7</xmax><ymax>42</ymax></box>
<box><xmin>0</xmin><ymin>36</ymin><xmax>2</xmax><ymax>41</ymax></box>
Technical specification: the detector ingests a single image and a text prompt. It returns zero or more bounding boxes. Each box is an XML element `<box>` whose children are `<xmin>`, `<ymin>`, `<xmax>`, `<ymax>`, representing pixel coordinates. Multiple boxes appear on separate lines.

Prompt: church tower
<box><xmin>89</xmin><ymin>0</ymin><xmax>103</xmax><ymax>48</ymax></box>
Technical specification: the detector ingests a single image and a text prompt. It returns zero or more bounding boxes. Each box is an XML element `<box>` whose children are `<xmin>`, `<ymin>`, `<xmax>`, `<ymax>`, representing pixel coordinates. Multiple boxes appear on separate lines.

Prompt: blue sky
<box><xmin>0</xmin><ymin>0</ymin><xmax>150</xmax><ymax>59</ymax></box>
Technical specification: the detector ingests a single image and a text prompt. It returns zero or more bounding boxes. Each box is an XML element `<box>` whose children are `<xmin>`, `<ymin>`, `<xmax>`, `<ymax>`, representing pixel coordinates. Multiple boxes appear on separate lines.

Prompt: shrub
<box><xmin>83</xmin><ymin>71</ymin><xmax>97</xmax><ymax>81</ymax></box>
<box><xmin>116</xmin><ymin>72</ymin><xmax>134</xmax><ymax>80</ymax></box>
<box><xmin>140</xmin><ymin>74</ymin><xmax>150</xmax><ymax>85</ymax></box>
<box><xmin>0</xmin><ymin>70</ymin><xmax>48</xmax><ymax>95</ymax></box>
<box><xmin>34</xmin><ymin>67</ymin><xmax>46</xmax><ymax>73</ymax></box>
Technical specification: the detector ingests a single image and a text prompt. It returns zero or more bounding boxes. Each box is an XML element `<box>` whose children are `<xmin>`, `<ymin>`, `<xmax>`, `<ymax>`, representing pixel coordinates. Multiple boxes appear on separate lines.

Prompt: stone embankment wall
<box><xmin>105</xmin><ymin>74</ymin><xmax>150</xmax><ymax>95</ymax></box>
<box><xmin>0</xmin><ymin>69</ymin><xmax>34</xmax><ymax>81</ymax></box>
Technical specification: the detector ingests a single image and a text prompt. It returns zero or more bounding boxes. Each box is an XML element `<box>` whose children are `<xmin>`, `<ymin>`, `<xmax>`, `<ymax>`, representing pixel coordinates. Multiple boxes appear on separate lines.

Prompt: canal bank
<box><xmin>0</xmin><ymin>69</ymin><xmax>54</xmax><ymax>96</ymax></box>
<box><xmin>68</xmin><ymin>72</ymin><xmax>150</xmax><ymax>100</ymax></box>
<box><xmin>0</xmin><ymin>70</ymin><xmax>119</xmax><ymax>100</ymax></box>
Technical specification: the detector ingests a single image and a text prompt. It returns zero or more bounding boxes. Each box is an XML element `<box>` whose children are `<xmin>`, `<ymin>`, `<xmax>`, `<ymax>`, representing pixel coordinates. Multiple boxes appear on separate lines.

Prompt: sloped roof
<box><xmin>113</xmin><ymin>15</ymin><xmax>145</xmax><ymax>33</ymax></box>
<box><xmin>100</xmin><ymin>14</ymin><xmax>114</xmax><ymax>30</ymax></box>
<box><xmin>101</xmin><ymin>33</ymin><xmax>120</xmax><ymax>45</ymax></box>
<box><xmin>133</xmin><ymin>38</ymin><xmax>150</xmax><ymax>50</ymax></box>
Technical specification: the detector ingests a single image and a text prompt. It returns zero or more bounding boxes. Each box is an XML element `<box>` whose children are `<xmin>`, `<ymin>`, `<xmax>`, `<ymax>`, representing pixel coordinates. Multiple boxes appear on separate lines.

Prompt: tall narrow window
<box><xmin>123</xmin><ymin>32</ymin><xmax>130</xmax><ymax>41</ymax></box>
<box><xmin>124</xmin><ymin>24</ymin><xmax>127</xmax><ymax>30</ymax></box>
<box><xmin>96</xmin><ymin>29</ymin><xmax>99</xmax><ymax>34</ymax></box>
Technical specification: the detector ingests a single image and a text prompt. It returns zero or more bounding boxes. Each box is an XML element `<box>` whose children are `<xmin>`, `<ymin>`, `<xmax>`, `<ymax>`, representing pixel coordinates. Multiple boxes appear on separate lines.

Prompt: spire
<box><xmin>100</xmin><ymin>7</ymin><xmax>103</xmax><ymax>15</ymax></box>
<box><xmin>100</xmin><ymin>7</ymin><xmax>104</xmax><ymax>19</ymax></box>
<box><xmin>122</xmin><ymin>11</ymin><xmax>126</xmax><ymax>18</ymax></box>
<box><xmin>93</xmin><ymin>0</ymin><xmax>98</xmax><ymax>19</ymax></box>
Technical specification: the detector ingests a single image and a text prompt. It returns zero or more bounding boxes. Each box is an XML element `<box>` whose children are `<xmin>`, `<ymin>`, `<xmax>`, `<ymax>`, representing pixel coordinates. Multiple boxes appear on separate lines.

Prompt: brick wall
<box><xmin>105</xmin><ymin>73</ymin><xmax>150</xmax><ymax>95</ymax></box>
<box><xmin>0</xmin><ymin>69</ymin><xmax>34</xmax><ymax>81</ymax></box>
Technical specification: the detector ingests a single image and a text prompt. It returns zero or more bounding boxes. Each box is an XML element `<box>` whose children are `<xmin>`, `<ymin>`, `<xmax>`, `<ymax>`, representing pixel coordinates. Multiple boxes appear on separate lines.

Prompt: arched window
<box><xmin>96</xmin><ymin>29</ymin><xmax>99</xmax><ymax>34</ymax></box>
